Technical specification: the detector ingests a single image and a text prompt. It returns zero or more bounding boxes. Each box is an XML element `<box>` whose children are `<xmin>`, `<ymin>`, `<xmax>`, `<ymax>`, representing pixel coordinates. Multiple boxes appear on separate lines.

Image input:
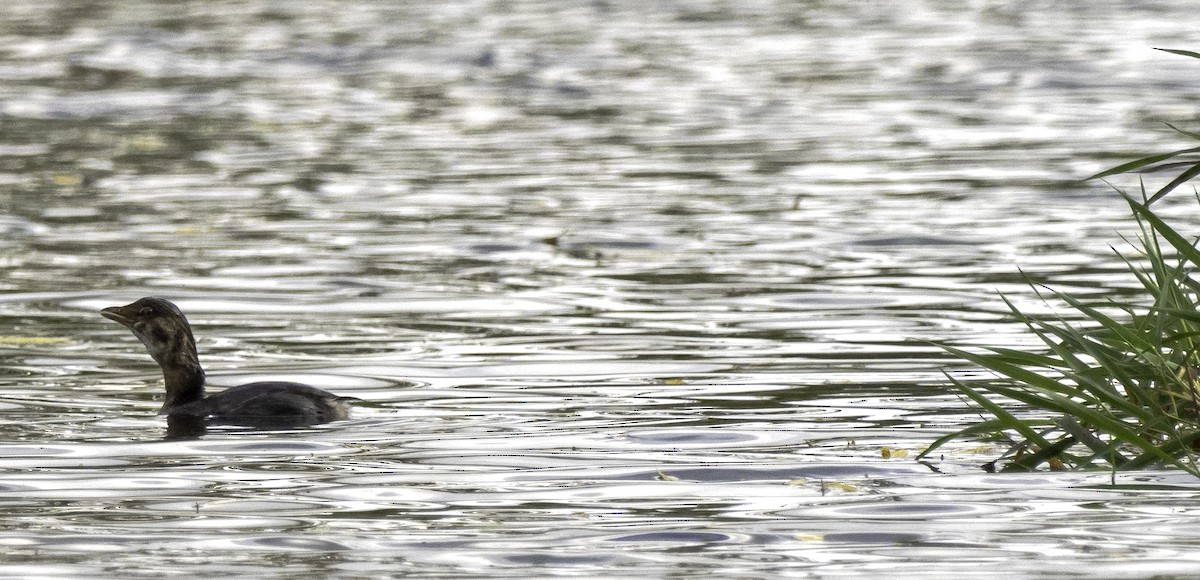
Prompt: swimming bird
<box><xmin>101</xmin><ymin>297</ymin><xmax>353</xmax><ymax>429</ymax></box>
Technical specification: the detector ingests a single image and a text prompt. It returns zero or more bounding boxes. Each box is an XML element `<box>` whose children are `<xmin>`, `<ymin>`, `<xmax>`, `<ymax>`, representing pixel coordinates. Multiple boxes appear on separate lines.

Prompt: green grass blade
<box><xmin>980</xmin><ymin>347</ymin><xmax>1070</xmax><ymax>369</ymax></box>
<box><xmin>1056</xmin><ymin>417</ymin><xmax>1126</xmax><ymax>468</ymax></box>
<box><xmin>1124</xmin><ymin>193</ymin><xmax>1200</xmax><ymax>264</ymax></box>
<box><xmin>1007</xmin><ymin>390</ymin><xmax>1179</xmax><ymax>464</ymax></box>
<box><xmin>1088</xmin><ymin>146</ymin><xmax>1200</xmax><ymax>180</ymax></box>
<box><xmin>1123</xmin><ymin>429</ymin><xmax>1200</xmax><ymax>472</ymax></box>
<box><xmin>917</xmin><ymin>418</ymin><xmax>1018</xmax><ymax>460</ymax></box>
<box><xmin>1165</xmin><ymin>122</ymin><xmax>1200</xmax><ymax>142</ymax></box>
<box><xmin>1001</xmin><ymin>436</ymin><xmax>1077</xmax><ymax>472</ymax></box>
<box><xmin>1147</xmin><ymin>162</ymin><xmax>1200</xmax><ymax>205</ymax></box>
<box><xmin>942</xmin><ymin>345</ymin><xmax>1101</xmax><ymax>403</ymax></box>
<box><xmin>940</xmin><ymin>372</ymin><xmax>1055</xmax><ymax>450</ymax></box>
<box><xmin>1156</xmin><ymin>48</ymin><xmax>1200</xmax><ymax>59</ymax></box>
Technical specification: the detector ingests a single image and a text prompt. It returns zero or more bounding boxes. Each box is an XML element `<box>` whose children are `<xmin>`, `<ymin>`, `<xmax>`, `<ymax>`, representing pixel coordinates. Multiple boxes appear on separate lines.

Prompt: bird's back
<box><xmin>169</xmin><ymin>381</ymin><xmax>354</xmax><ymax>425</ymax></box>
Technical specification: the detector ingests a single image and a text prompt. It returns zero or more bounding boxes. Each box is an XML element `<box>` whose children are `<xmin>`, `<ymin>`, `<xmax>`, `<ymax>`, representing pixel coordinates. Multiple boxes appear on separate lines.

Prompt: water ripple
<box><xmin>0</xmin><ymin>0</ymin><xmax>1197</xmax><ymax>577</ymax></box>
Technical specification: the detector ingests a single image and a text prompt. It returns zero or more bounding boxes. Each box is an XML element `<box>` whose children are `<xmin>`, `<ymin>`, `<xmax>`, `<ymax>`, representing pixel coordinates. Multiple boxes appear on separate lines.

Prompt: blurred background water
<box><xmin>1</xmin><ymin>1</ymin><xmax>1200</xmax><ymax>577</ymax></box>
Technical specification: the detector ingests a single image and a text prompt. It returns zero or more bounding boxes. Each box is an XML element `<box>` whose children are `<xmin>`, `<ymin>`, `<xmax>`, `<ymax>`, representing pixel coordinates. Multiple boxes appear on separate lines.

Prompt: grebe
<box><xmin>101</xmin><ymin>297</ymin><xmax>352</xmax><ymax>427</ymax></box>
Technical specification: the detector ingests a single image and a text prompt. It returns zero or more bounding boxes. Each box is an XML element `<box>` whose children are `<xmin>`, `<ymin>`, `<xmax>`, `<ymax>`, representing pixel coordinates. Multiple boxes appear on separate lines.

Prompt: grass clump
<box><xmin>923</xmin><ymin>49</ymin><xmax>1200</xmax><ymax>474</ymax></box>
<box><xmin>923</xmin><ymin>191</ymin><xmax>1200</xmax><ymax>474</ymax></box>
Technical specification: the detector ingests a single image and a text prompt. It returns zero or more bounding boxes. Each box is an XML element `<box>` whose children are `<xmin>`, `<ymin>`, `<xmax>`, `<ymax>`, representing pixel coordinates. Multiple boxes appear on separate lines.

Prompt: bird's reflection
<box><xmin>165</xmin><ymin>415</ymin><xmax>207</xmax><ymax>440</ymax></box>
<box><xmin>164</xmin><ymin>414</ymin><xmax>338</xmax><ymax>440</ymax></box>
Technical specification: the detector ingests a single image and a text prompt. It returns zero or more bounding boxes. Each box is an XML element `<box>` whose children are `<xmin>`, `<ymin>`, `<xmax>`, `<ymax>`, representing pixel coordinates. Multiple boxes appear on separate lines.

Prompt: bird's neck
<box><xmin>159</xmin><ymin>355</ymin><xmax>206</xmax><ymax>411</ymax></box>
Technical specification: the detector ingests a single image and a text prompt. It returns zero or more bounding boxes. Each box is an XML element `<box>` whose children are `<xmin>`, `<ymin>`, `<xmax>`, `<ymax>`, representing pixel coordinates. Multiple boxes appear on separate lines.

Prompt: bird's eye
<box><xmin>139</xmin><ymin>306</ymin><xmax>154</xmax><ymax>317</ymax></box>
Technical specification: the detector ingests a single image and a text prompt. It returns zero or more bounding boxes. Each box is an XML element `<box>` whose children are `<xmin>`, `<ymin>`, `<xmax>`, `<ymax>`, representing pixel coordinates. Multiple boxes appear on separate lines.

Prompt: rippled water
<box><xmin>2</xmin><ymin>1</ymin><xmax>1200</xmax><ymax>577</ymax></box>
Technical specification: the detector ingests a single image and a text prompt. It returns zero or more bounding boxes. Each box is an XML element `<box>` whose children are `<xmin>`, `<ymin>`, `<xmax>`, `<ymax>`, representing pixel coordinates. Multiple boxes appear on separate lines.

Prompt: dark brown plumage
<box><xmin>101</xmin><ymin>297</ymin><xmax>353</xmax><ymax>427</ymax></box>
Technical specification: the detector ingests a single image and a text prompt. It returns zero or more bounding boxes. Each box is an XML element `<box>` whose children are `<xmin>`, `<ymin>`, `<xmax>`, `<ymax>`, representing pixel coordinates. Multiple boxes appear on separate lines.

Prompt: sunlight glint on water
<box><xmin>0</xmin><ymin>1</ymin><xmax>1199</xmax><ymax>578</ymax></box>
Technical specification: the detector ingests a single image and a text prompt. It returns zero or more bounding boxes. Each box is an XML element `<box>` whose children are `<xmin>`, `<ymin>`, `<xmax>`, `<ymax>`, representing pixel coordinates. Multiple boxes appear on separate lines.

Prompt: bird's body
<box><xmin>170</xmin><ymin>381</ymin><xmax>351</xmax><ymax>423</ymax></box>
<box><xmin>101</xmin><ymin>297</ymin><xmax>352</xmax><ymax>428</ymax></box>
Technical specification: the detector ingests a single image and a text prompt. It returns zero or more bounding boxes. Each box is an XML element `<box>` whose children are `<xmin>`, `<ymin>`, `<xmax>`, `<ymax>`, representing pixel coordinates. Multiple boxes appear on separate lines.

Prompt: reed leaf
<box><xmin>1148</xmin><ymin>163</ymin><xmax>1200</xmax><ymax>206</ymax></box>
<box><xmin>1155</xmin><ymin>48</ymin><xmax>1200</xmax><ymax>59</ymax></box>
<box><xmin>1087</xmin><ymin>146</ymin><xmax>1200</xmax><ymax>181</ymax></box>
<box><xmin>1166</xmin><ymin>123</ymin><xmax>1200</xmax><ymax>142</ymax></box>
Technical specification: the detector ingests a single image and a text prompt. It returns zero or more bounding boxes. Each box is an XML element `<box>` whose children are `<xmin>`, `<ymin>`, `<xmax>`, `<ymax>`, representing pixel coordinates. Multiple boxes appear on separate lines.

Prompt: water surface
<box><xmin>1</xmin><ymin>1</ymin><xmax>1200</xmax><ymax>577</ymax></box>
